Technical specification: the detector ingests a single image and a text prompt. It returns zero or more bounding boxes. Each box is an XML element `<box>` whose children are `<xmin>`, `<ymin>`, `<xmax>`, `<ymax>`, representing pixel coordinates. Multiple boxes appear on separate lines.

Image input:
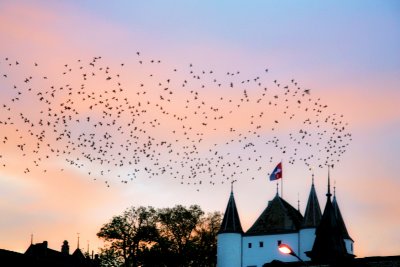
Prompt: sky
<box><xmin>0</xmin><ymin>0</ymin><xmax>399</xmax><ymax>258</ymax></box>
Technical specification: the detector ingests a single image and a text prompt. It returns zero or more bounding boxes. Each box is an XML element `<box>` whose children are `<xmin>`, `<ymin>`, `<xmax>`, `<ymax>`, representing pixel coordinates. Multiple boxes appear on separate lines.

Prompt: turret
<box><xmin>217</xmin><ymin>185</ymin><xmax>243</xmax><ymax>267</ymax></box>
<box><xmin>299</xmin><ymin>174</ymin><xmax>322</xmax><ymax>260</ymax></box>
<box><xmin>305</xmin><ymin>167</ymin><xmax>355</xmax><ymax>264</ymax></box>
<box><xmin>333</xmin><ymin>186</ymin><xmax>354</xmax><ymax>254</ymax></box>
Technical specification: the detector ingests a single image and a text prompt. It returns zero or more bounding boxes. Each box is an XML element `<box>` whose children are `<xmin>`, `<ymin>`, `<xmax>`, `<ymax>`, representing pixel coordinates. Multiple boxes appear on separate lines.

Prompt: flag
<box><xmin>269</xmin><ymin>162</ymin><xmax>282</xmax><ymax>181</ymax></box>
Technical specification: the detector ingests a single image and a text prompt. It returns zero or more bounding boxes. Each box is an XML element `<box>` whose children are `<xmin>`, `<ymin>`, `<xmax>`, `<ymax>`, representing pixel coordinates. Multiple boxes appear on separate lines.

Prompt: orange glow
<box><xmin>278</xmin><ymin>244</ymin><xmax>293</xmax><ymax>255</ymax></box>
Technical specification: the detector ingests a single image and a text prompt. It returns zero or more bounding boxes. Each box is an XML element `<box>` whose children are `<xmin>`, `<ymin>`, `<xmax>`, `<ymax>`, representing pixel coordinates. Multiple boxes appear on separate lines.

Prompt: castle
<box><xmin>217</xmin><ymin>172</ymin><xmax>354</xmax><ymax>266</ymax></box>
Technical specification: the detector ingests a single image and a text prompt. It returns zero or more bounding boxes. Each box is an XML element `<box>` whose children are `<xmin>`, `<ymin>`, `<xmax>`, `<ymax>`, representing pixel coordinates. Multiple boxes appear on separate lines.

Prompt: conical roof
<box><xmin>302</xmin><ymin>180</ymin><xmax>322</xmax><ymax>228</ymax></box>
<box><xmin>333</xmin><ymin>193</ymin><xmax>353</xmax><ymax>241</ymax></box>
<box><xmin>306</xmin><ymin>170</ymin><xmax>354</xmax><ymax>263</ymax></box>
<box><xmin>245</xmin><ymin>194</ymin><xmax>303</xmax><ymax>236</ymax></box>
<box><xmin>218</xmin><ymin>190</ymin><xmax>243</xmax><ymax>234</ymax></box>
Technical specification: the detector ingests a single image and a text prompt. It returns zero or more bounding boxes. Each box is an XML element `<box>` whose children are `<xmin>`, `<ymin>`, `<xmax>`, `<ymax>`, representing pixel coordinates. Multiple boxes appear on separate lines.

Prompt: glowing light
<box><xmin>278</xmin><ymin>243</ymin><xmax>306</xmax><ymax>264</ymax></box>
<box><xmin>278</xmin><ymin>244</ymin><xmax>293</xmax><ymax>255</ymax></box>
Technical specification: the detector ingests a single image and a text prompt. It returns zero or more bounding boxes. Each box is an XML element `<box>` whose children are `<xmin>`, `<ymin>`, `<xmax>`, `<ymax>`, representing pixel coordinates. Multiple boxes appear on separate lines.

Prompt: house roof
<box><xmin>245</xmin><ymin>194</ymin><xmax>303</xmax><ymax>236</ymax></box>
<box><xmin>218</xmin><ymin>190</ymin><xmax>243</xmax><ymax>234</ymax></box>
<box><xmin>24</xmin><ymin>241</ymin><xmax>94</xmax><ymax>266</ymax></box>
<box><xmin>302</xmin><ymin>180</ymin><xmax>322</xmax><ymax>228</ymax></box>
<box><xmin>72</xmin><ymin>248</ymin><xmax>87</xmax><ymax>262</ymax></box>
<box><xmin>25</xmin><ymin>241</ymin><xmax>62</xmax><ymax>260</ymax></box>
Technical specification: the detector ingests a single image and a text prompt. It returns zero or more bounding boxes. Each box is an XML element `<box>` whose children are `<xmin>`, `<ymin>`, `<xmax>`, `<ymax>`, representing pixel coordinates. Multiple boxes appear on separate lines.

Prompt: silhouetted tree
<box><xmin>191</xmin><ymin>211</ymin><xmax>222</xmax><ymax>267</ymax></box>
<box><xmin>157</xmin><ymin>205</ymin><xmax>203</xmax><ymax>266</ymax></box>
<box><xmin>98</xmin><ymin>246</ymin><xmax>124</xmax><ymax>267</ymax></box>
<box><xmin>97</xmin><ymin>205</ymin><xmax>221</xmax><ymax>267</ymax></box>
<box><xmin>97</xmin><ymin>206</ymin><xmax>158</xmax><ymax>267</ymax></box>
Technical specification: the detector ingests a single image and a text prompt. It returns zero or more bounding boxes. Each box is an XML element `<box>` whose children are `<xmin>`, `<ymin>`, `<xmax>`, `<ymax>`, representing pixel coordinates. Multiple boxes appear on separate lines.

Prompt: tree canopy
<box><xmin>97</xmin><ymin>205</ymin><xmax>221</xmax><ymax>267</ymax></box>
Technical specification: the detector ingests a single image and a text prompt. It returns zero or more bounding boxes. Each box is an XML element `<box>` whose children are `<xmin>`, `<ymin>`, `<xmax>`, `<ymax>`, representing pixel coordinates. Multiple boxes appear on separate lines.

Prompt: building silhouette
<box><xmin>305</xmin><ymin>173</ymin><xmax>354</xmax><ymax>264</ymax></box>
<box><xmin>0</xmin><ymin>240</ymin><xmax>99</xmax><ymax>267</ymax></box>
<box><xmin>217</xmin><ymin>171</ymin><xmax>354</xmax><ymax>266</ymax></box>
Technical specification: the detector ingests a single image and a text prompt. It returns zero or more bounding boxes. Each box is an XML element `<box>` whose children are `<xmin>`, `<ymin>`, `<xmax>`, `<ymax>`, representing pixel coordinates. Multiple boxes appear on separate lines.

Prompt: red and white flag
<box><xmin>269</xmin><ymin>162</ymin><xmax>282</xmax><ymax>181</ymax></box>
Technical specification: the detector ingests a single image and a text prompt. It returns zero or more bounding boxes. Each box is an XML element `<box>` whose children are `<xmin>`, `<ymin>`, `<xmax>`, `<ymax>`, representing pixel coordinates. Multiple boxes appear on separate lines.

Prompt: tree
<box><xmin>191</xmin><ymin>211</ymin><xmax>222</xmax><ymax>267</ymax></box>
<box><xmin>157</xmin><ymin>205</ymin><xmax>203</xmax><ymax>256</ymax></box>
<box><xmin>97</xmin><ymin>205</ymin><xmax>221</xmax><ymax>267</ymax></box>
<box><xmin>98</xmin><ymin>246</ymin><xmax>124</xmax><ymax>267</ymax></box>
<box><xmin>157</xmin><ymin>205</ymin><xmax>204</xmax><ymax>266</ymax></box>
<box><xmin>97</xmin><ymin>206</ymin><xmax>158</xmax><ymax>267</ymax></box>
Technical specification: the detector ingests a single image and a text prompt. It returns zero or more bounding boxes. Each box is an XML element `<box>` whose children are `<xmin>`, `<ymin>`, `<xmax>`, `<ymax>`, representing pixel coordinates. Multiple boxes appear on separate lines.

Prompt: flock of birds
<box><xmin>0</xmin><ymin>54</ymin><xmax>352</xmax><ymax>188</ymax></box>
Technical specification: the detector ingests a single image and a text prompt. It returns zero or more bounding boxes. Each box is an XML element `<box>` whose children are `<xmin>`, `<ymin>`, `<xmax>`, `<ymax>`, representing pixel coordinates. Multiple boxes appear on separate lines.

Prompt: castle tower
<box><xmin>305</xmin><ymin>168</ymin><xmax>355</xmax><ymax>264</ymax></box>
<box><xmin>217</xmin><ymin>186</ymin><xmax>243</xmax><ymax>267</ymax></box>
<box><xmin>299</xmin><ymin>174</ymin><xmax>322</xmax><ymax>260</ymax></box>
<box><xmin>333</xmin><ymin>187</ymin><xmax>354</xmax><ymax>255</ymax></box>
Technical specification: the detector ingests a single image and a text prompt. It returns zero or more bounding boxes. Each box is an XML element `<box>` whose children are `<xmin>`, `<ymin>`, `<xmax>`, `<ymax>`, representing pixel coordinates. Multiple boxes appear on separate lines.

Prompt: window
<box><xmin>259</xmin><ymin>241</ymin><xmax>264</xmax><ymax>247</ymax></box>
<box><xmin>248</xmin><ymin>242</ymin><xmax>252</xmax><ymax>248</ymax></box>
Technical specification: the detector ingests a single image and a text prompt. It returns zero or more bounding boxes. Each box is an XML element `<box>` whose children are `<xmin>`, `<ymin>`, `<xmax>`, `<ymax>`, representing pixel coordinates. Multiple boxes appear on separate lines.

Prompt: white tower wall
<box><xmin>242</xmin><ymin>233</ymin><xmax>299</xmax><ymax>267</ymax></box>
<box><xmin>298</xmin><ymin>228</ymin><xmax>316</xmax><ymax>261</ymax></box>
<box><xmin>344</xmin><ymin>239</ymin><xmax>354</xmax><ymax>254</ymax></box>
<box><xmin>217</xmin><ymin>233</ymin><xmax>242</xmax><ymax>267</ymax></box>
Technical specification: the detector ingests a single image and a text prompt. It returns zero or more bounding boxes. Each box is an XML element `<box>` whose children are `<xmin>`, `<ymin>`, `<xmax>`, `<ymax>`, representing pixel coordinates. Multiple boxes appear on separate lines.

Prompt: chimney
<box><xmin>61</xmin><ymin>240</ymin><xmax>70</xmax><ymax>255</ymax></box>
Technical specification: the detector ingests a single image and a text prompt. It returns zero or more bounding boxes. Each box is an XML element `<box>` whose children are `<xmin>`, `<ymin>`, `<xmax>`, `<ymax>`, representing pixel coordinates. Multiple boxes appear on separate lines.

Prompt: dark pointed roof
<box><xmin>333</xmin><ymin>193</ymin><xmax>353</xmax><ymax>241</ymax></box>
<box><xmin>302</xmin><ymin>178</ymin><xmax>322</xmax><ymax>228</ymax></box>
<box><xmin>306</xmin><ymin>170</ymin><xmax>354</xmax><ymax>263</ymax></box>
<box><xmin>72</xmin><ymin>248</ymin><xmax>86</xmax><ymax>261</ymax></box>
<box><xmin>218</xmin><ymin>190</ymin><xmax>243</xmax><ymax>234</ymax></box>
<box><xmin>245</xmin><ymin>194</ymin><xmax>303</xmax><ymax>236</ymax></box>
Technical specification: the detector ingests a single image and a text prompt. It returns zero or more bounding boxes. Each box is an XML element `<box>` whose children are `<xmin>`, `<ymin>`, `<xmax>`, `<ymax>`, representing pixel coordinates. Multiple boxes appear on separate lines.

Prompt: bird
<box><xmin>0</xmin><ymin>54</ymin><xmax>352</xmax><ymax>190</ymax></box>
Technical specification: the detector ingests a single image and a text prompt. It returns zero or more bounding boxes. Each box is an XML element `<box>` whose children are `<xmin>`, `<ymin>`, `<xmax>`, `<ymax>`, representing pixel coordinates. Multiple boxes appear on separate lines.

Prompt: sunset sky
<box><xmin>0</xmin><ymin>0</ymin><xmax>399</xmax><ymax>258</ymax></box>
